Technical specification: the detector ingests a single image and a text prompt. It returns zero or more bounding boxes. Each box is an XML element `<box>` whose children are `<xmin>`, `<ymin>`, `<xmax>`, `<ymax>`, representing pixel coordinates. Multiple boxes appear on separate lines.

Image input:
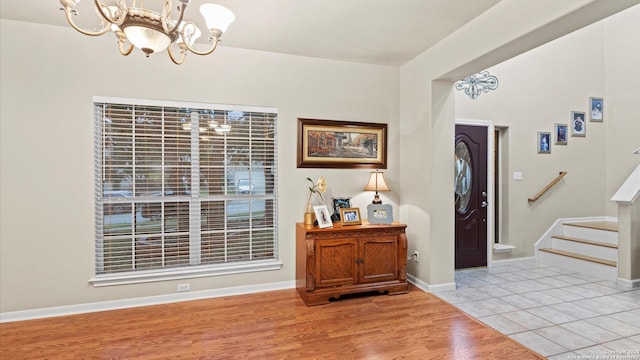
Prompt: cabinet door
<box><xmin>359</xmin><ymin>235</ymin><xmax>398</xmax><ymax>283</ymax></box>
<box><xmin>315</xmin><ymin>238</ymin><xmax>358</xmax><ymax>288</ymax></box>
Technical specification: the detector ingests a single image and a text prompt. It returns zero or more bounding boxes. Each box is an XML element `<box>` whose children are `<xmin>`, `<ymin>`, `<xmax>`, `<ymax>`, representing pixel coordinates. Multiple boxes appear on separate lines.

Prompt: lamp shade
<box><xmin>200</xmin><ymin>4</ymin><xmax>235</xmax><ymax>33</ymax></box>
<box><xmin>364</xmin><ymin>171</ymin><xmax>391</xmax><ymax>192</ymax></box>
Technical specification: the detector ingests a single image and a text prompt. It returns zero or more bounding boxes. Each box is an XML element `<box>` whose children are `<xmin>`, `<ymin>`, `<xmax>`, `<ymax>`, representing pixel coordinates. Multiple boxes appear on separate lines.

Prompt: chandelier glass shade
<box><xmin>59</xmin><ymin>0</ymin><xmax>235</xmax><ymax>65</ymax></box>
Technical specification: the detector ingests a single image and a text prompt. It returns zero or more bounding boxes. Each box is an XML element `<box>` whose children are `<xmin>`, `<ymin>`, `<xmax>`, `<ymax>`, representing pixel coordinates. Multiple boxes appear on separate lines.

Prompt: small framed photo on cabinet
<box><xmin>340</xmin><ymin>208</ymin><xmax>362</xmax><ymax>226</ymax></box>
<box><xmin>313</xmin><ymin>205</ymin><xmax>333</xmax><ymax>228</ymax></box>
<box><xmin>331</xmin><ymin>197</ymin><xmax>351</xmax><ymax>221</ymax></box>
<box><xmin>367</xmin><ymin>204</ymin><xmax>393</xmax><ymax>224</ymax></box>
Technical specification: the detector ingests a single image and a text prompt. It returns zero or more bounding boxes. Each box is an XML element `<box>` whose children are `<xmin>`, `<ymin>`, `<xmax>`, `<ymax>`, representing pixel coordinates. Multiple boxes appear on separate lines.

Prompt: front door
<box><xmin>455</xmin><ymin>125</ymin><xmax>488</xmax><ymax>269</ymax></box>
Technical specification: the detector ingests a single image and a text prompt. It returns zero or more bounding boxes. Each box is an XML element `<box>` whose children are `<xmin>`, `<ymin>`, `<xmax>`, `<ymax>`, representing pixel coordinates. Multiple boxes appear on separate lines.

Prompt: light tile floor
<box><xmin>432</xmin><ymin>260</ymin><xmax>640</xmax><ymax>359</ymax></box>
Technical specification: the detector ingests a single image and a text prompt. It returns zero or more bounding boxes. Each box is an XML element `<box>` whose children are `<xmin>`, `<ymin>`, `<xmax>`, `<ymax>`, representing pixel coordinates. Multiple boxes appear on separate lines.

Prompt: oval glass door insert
<box><xmin>455</xmin><ymin>141</ymin><xmax>472</xmax><ymax>212</ymax></box>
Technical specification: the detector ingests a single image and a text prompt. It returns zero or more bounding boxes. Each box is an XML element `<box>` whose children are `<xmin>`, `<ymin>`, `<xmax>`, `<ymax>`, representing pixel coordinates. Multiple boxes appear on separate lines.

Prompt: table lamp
<box><xmin>363</xmin><ymin>170</ymin><xmax>391</xmax><ymax>204</ymax></box>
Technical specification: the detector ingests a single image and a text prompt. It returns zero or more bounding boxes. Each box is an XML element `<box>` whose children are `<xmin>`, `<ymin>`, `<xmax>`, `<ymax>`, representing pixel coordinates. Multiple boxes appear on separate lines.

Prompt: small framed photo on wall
<box><xmin>571</xmin><ymin>111</ymin><xmax>586</xmax><ymax>137</ymax></box>
<box><xmin>555</xmin><ymin>123</ymin><xmax>568</xmax><ymax>145</ymax></box>
<box><xmin>589</xmin><ymin>97</ymin><xmax>603</xmax><ymax>122</ymax></box>
<box><xmin>537</xmin><ymin>132</ymin><xmax>551</xmax><ymax>154</ymax></box>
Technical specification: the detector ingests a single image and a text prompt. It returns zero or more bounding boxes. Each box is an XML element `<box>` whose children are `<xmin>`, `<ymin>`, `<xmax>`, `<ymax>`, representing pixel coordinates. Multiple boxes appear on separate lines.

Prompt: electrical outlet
<box><xmin>413</xmin><ymin>250</ymin><xmax>419</xmax><ymax>263</ymax></box>
<box><xmin>177</xmin><ymin>283</ymin><xmax>190</xmax><ymax>292</ymax></box>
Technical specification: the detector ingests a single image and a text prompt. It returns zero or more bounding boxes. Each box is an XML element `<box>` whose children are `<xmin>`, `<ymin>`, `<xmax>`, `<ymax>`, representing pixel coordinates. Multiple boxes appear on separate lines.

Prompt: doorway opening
<box><xmin>494</xmin><ymin>126</ymin><xmax>510</xmax><ymax>251</ymax></box>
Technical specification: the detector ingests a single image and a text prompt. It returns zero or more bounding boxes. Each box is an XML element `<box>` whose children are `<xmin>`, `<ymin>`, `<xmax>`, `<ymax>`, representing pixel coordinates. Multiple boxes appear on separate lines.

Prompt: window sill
<box><xmin>89</xmin><ymin>260</ymin><xmax>283</xmax><ymax>287</ymax></box>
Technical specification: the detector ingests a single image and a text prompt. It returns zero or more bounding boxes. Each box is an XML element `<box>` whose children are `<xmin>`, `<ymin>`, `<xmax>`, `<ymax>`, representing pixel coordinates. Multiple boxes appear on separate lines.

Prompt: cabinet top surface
<box><xmin>296</xmin><ymin>221</ymin><xmax>406</xmax><ymax>232</ymax></box>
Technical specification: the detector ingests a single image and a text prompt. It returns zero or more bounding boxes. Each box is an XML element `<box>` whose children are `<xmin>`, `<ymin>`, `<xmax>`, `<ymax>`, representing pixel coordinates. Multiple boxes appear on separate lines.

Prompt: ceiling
<box><xmin>1</xmin><ymin>0</ymin><xmax>501</xmax><ymax>66</ymax></box>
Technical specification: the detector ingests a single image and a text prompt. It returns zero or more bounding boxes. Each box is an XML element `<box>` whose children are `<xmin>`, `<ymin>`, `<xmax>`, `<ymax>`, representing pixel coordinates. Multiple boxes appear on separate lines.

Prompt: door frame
<box><xmin>454</xmin><ymin>119</ymin><xmax>495</xmax><ymax>267</ymax></box>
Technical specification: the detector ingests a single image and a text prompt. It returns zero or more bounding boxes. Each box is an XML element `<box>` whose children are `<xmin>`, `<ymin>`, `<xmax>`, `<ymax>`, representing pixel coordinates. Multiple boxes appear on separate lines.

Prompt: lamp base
<box><xmin>371</xmin><ymin>194</ymin><xmax>382</xmax><ymax>204</ymax></box>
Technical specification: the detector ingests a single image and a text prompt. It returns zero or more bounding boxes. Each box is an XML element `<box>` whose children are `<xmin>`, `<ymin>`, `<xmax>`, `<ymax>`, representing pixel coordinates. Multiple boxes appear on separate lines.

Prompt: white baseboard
<box><xmin>407</xmin><ymin>273</ymin><xmax>456</xmax><ymax>292</ymax></box>
<box><xmin>617</xmin><ymin>278</ymin><xmax>640</xmax><ymax>289</ymax></box>
<box><xmin>492</xmin><ymin>256</ymin><xmax>536</xmax><ymax>266</ymax></box>
<box><xmin>0</xmin><ymin>280</ymin><xmax>296</xmax><ymax>323</ymax></box>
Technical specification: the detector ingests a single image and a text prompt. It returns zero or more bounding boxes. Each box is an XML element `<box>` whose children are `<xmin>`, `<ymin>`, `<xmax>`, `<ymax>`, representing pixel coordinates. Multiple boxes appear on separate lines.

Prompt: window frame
<box><xmin>90</xmin><ymin>96</ymin><xmax>280</xmax><ymax>287</ymax></box>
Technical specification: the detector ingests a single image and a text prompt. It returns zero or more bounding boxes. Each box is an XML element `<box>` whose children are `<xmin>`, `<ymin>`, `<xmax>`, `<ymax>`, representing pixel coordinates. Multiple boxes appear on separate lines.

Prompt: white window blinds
<box><xmin>93</xmin><ymin>97</ymin><xmax>278</xmax><ymax>281</ymax></box>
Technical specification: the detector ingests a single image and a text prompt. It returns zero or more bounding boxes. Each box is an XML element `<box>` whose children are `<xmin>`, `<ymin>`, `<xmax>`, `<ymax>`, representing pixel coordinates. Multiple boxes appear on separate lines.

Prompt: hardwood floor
<box><xmin>0</xmin><ymin>285</ymin><xmax>544</xmax><ymax>359</ymax></box>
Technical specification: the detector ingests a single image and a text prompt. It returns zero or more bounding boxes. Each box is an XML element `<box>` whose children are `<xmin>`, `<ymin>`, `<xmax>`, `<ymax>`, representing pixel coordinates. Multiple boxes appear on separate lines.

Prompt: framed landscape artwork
<box><xmin>297</xmin><ymin>118</ymin><xmax>387</xmax><ymax>169</ymax></box>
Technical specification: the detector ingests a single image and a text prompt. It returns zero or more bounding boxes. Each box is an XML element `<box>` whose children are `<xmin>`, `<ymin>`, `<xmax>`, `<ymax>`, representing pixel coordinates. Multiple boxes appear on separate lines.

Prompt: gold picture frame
<box><xmin>340</xmin><ymin>208</ymin><xmax>362</xmax><ymax>226</ymax></box>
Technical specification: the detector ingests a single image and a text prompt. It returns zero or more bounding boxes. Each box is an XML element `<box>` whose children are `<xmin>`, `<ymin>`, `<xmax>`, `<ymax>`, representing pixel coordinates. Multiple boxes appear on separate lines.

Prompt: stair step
<box><xmin>551</xmin><ymin>235</ymin><xmax>618</xmax><ymax>249</ymax></box>
<box><xmin>564</xmin><ymin>221</ymin><xmax>618</xmax><ymax>232</ymax></box>
<box><xmin>538</xmin><ymin>248</ymin><xmax>617</xmax><ymax>267</ymax></box>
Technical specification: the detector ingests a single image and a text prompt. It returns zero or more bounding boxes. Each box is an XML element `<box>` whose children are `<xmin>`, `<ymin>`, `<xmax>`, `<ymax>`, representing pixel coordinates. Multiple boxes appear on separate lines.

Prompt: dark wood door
<box><xmin>455</xmin><ymin>125</ymin><xmax>488</xmax><ymax>269</ymax></box>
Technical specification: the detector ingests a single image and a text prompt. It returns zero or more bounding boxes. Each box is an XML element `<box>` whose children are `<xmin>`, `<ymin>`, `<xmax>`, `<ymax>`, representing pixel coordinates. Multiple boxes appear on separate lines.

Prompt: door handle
<box><xmin>481</xmin><ymin>201</ymin><xmax>489</xmax><ymax>208</ymax></box>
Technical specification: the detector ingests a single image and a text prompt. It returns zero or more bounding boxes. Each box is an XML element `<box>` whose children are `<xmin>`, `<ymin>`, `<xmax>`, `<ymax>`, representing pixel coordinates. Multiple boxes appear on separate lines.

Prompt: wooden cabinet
<box><xmin>296</xmin><ymin>222</ymin><xmax>408</xmax><ymax>306</ymax></box>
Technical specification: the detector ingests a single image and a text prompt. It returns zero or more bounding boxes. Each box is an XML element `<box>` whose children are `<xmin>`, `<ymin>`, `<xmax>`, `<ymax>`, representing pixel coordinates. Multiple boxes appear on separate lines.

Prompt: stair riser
<box><xmin>538</xmin><ymin>251</ymin><xmax>617</xmax><ymax>281</ymax></box>
<box><xmin>551</xmin><ymin>239</ymin><xmax>618</xmax><ymax>262</ymax></box>
<box><xmin>563</xmin><ymin>226</ymin><xmax>618</xmax><ymax>245</ymax></box>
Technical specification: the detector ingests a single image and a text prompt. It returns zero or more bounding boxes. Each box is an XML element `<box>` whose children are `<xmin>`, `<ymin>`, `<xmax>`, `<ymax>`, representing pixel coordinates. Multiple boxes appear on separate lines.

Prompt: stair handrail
<box><xmin>528</xmin><ymin>171</ymin><xmax>567</xmax><ymax>204</ymax></box>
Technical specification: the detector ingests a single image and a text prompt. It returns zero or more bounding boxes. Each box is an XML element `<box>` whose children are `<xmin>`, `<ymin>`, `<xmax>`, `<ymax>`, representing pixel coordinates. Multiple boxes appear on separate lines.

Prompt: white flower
<box><xmin>305</xmin><ymin>177</ymin><xmax>327</xmax><ymax>211</ymax></box>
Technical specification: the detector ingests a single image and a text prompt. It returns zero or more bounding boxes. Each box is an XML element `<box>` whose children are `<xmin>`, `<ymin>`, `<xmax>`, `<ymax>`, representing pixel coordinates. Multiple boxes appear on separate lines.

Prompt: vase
<box><xmin>304</xmin><ymin>212</ymin><xmax>315</xmax><ymax>225</ymax></box>
<box><xmin>304</xmin><ymin>202</ymin><xmax>316</xmax><ymax>225</ymax></box>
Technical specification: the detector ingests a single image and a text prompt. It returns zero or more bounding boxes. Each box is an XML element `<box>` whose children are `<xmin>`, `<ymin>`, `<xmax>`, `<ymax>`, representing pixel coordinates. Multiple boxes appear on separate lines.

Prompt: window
<box><xmin>92</xmin><ymin>97</ymin><xmax>279</xmax><ymax>286</ymax></box>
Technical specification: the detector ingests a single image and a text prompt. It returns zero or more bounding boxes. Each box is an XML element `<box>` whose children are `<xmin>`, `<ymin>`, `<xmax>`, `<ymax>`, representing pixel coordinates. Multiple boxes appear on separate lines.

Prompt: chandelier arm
<box><xmin>93</xmin><ymin>0</ymin><xmax>127</xmax><ymax>26</ymax></box>
<box><xmin>182</xmin><ymin>35</ymin><xmax>220</xmax><ymax>56</ymax></box>
<box><xmin>168</xmin><ymin>45</ymin><xmax>187</xmax><ymax>65</ymax></box>
<box><xmin>118</xmin><ymin>40</ymin><xmax>135</xmax><ymax>56</ymax></box>
<box><xmin>162</xmin><ymin>1</ymin><xmax>188</xmax><ymax>35</ymax></box>
<box><xmin>59</xmin><ymin>6</ymin><xmax>111</xmax><ymax>36</ymax></box>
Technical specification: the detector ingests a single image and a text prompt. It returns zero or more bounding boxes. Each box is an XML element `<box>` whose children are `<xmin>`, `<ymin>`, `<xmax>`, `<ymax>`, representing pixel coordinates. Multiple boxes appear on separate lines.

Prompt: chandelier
<box><xmin>59</xmin><ymin>0</ymin><xmax>235</xmax><ymax>65</ymax></box>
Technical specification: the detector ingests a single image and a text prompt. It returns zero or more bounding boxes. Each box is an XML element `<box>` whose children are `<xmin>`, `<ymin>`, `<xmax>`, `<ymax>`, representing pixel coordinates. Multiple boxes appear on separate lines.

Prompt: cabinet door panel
<box><xmin>360</xmin><ymin>236</ymin><xmax>398</xmax><ymax>283</ymax></box>
<box><xmin>316</xmin><ymin>238</ymin><xmax>358</xmax><ymax>287</ymax></box>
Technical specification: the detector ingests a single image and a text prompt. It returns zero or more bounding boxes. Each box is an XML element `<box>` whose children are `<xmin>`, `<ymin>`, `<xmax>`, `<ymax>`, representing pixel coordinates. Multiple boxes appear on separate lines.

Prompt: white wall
<box><xmin>0</xmin><ymin>19</ymin><xmax>399</xmax><ymax>312</ymax></box>
<box><xmin>399</xmin><ymin>0</ymin><xmax>638</xmax><ymax>286</ymax></box>
<box><xmin>454</xmin><ymin>5</ymin><xmax>640</xmax><ymax>260</ymax></box>
<box><xmin>604</xmin><ymin>6</ymin><xmax>640</xmax><ymax>215</ymax></box>
<box><xmin>2</xmin><ymin>0</ymin><xmax>638</xmax><ymax>314</ymax></box>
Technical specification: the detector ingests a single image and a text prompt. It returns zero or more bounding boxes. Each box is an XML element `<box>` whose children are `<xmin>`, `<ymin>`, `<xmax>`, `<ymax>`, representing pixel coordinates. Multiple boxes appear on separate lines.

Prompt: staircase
<box><xmin>536</xmin><ymin>219</ymin><xmax>618</xmax><ymax>281</ymax></box>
